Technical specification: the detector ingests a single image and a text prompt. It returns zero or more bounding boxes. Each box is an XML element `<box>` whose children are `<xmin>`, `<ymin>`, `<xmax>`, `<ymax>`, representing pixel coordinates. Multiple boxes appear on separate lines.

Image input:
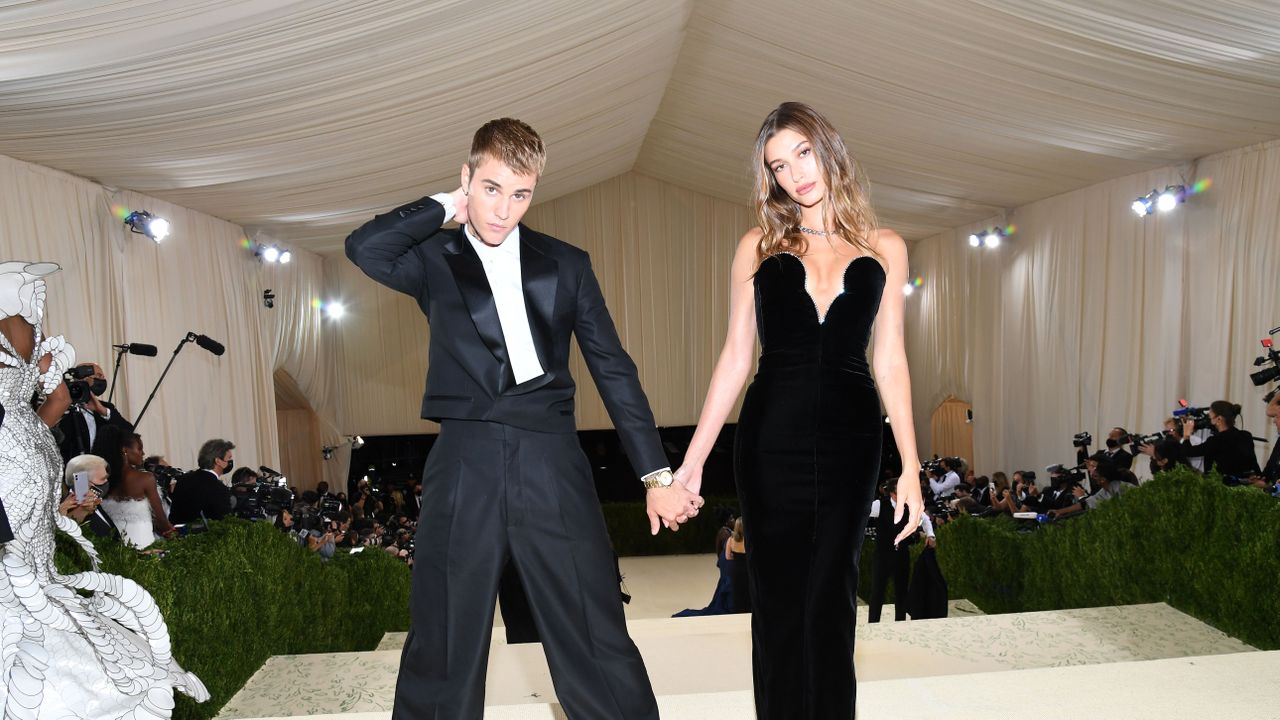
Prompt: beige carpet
<box><xmin>229</xmin><ymin>651</ymin><xmax>1280</xmax><ymax>720</ymax></box>
<box><xmin>218</xmin><ymin>554</ymin><xmax>1258</xmax><ymax>719</ymax></box>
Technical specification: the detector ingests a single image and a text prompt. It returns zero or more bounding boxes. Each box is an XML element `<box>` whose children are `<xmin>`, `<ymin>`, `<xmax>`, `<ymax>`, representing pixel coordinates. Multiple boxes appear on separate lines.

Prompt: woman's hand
<box><xmin>57</xmin><ymin>492</ymin><xmax>79</xmax><ymax>517</ymax></box>
<box><xmin>893</xmin><ymin>469</ymin><xmax>924</xmax><ymax>547</ymax></box>
<box><xmin>673</xmin><ymin>464</ymin><xmax>703</xmax><ymax>497</ymax></box>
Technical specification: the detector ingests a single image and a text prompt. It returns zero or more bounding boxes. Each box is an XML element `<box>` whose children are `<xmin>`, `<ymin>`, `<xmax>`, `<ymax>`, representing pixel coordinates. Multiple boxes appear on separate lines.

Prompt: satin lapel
<box><xmin>519</xmin><ymin>230</ymin><xmax>558</xmax><ymax>375</ymax></box>
<box><xmin>443</xmin><ymin>233</ymin><xmax>512</xmax><ymax>384</ymax></box>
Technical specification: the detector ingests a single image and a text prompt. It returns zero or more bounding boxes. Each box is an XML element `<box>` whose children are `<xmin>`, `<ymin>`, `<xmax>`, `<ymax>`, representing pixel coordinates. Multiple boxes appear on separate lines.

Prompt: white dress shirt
<box><xmin>432</xmin><ymin>192</ymin><xmax>545</xmax><ymax>384</ymax></box>
<box><xmin>929</xmin><ymin>470</ymin><xmax>961</xmax><ymax>498</ymax></box>
<box><xmin>869</xmin><ymin>498</ymin><xmax>936</xmax><ymax>538</ymax></box>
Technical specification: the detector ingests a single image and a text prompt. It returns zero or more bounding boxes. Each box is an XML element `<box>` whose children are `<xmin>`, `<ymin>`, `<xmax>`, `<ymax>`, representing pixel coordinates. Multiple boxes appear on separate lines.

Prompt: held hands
<box><xmin>893</xmin><ymin>469</ymin><xmax>925</xmax><ymax>547</ymax></box>
<box><xmin>645</xmin><ymin>480</ymin><xmax>704</xmax><ymax>536</ymax></box>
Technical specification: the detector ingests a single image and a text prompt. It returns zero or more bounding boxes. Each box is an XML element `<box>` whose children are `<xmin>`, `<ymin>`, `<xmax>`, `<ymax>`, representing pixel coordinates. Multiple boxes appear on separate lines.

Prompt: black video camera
<box><xmin>63</xmin><ymin>365</ymin><xmax>96</xmax><ymax>405</ymax></box>
<box><xmin>1250</xmin><ymin>327</ymin><xmax>1280</xmax><ymax>388</ymax></box>
<box><xmin>1128</xmin><ymin>431</ymin><xmax>1168</xmax><ymax>456</ymax></box>
<box><xmin>1071</xmin><ymin>432</ymin><xmax>1092</xmax><ymax>449</ymax></box>
<box><xmin>143</xmin><ymin>461</ymin><xmax>184</xmax><ymax>503</ymax></box>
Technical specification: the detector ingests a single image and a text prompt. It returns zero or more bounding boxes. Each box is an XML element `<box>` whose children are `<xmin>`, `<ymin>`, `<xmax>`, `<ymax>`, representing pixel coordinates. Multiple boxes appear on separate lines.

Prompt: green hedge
<box><xmin>55</xmin><ymin>519</ymin><xmax>411</xmax><ymax>720</ymax></box>
<box><xmin>600</xmin><ymin>496</ymin><xmax>739</xmax><ymax>556</ymax></box>
<box><xmin>935</xmin><ymin>467</ymin><xmax>1280</xmax><ymax>649</ymax></box>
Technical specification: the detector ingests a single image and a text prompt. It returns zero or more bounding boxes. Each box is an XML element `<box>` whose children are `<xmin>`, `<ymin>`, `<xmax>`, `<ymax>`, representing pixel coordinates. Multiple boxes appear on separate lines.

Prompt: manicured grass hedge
<box><xmin>600</xmin><ymin>496</ymin><xmax>739</xmax><ymax>556</ymax></box>
<box><xmin>55</xmin><ymin>519</ymin><xmax>411</xmax><ymax>720</ymax></box>
<box><xmin>935</xmin><ymin>467</ymin><xmax>1280</xmax><ymax>650</ymax></box>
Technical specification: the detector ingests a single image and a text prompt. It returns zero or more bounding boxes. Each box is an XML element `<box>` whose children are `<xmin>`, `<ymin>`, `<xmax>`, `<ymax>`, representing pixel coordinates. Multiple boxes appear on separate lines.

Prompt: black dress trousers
<box><xmin>392</xmin><ymin>419</ymin><xmax>657</xmax><ymax>720</ymax></box>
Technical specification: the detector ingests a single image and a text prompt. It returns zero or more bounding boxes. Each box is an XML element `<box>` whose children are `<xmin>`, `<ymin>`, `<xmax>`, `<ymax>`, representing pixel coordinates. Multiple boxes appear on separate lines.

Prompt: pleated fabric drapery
<box><xmin>0</xmin><ymin>152</ymin><xmax>344</xmax><ymax>487</ymax></box>
<box><xmin>906</xmin><ymin>139</ymin><xmax>1280</xmax><ymax>478</ymax></box>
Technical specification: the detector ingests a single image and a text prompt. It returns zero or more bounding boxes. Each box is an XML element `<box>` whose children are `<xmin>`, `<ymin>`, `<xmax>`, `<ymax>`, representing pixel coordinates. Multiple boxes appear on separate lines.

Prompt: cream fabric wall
<box><xmin>0</xmin><ymin>152</ymin><xmax>338</xmax><ymax>480</ymax></box>
<box><xmin>906</xmin><ymin>139</ymin><xmax>1280</xmax><ymax>477</ymax></box>
<box><xmin>329</xmin><ymin>172</ymin><xmax>754</xmax><ymax>436</ymax></box>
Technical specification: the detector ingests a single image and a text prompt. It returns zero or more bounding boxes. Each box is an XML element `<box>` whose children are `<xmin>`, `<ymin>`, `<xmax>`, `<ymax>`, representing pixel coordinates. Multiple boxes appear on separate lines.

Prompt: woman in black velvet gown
<box><xmin>675</xmin><ymin>102</ymin><xmax>923</xmax><ymax>719</ymax></box>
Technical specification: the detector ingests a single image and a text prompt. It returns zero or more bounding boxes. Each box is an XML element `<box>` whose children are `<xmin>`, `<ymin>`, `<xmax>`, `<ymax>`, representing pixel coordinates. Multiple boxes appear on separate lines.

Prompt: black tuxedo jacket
<box><xmin>57</xmin><ymin>401</ymin><xmax>134</xmax><ymax>464</ymax></box>
<box><xmin>168</xmin><ymin>469</ymin><xmax>233</xmax><ymax>524</ymax></box>
<box><xmin>346</xmin><ymin>196</ymin><xmax>665</xmax><ymax>476</ymax></box>
<box><xmin>85</xmin><ymin>505</ymin><xmax>121</xmax><ymax>540</ymax></box>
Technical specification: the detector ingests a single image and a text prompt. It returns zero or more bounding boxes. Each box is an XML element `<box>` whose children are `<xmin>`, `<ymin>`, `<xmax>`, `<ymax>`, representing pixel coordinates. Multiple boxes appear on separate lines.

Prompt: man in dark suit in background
<box><xmin>168</xmin><ymin>438</ymin><xmax>235</xmax><ymax>524</ymax></box>
<box><xmin>346</xmin><ymin>118</ymin><xmax>701</xmax><ymax>720</ymax></box>
<box><xmin>56</xmin><ymin>362</ymin><xmax>134</xmax><ymax>465</ymax></box>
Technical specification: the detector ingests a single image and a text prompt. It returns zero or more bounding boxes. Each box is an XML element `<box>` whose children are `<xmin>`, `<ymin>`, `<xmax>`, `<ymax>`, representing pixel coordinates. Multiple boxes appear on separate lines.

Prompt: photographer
<box><xmin>230</xmin><ymin>467</ymin><xmax>262</xmax><ymax>518</ymax></box>
<box><xmin>1050</xmin><ymin>459</ymin><xmax>1130</xmax><ymax>520</ymax></box>
<box><xmin>1035</xmin><ymin>465</ymin><xmax>1081</xmax><ymax>513</ymax></box>
<box><xmin>56</xmin><ymin>362</ymin><xmax>134</xmax><ymax>465</ymax></box>
<box><xmin>1181</xmin><ymin>401</ymin><xmax>1261</xmax><ymax>481</ymax></box>
<box><xmin>868</xmin><ymin>478</ymin><xmax>936</xmax><ymax>623</ymax></box>
<box><xmin>1103</xmin><ymin>427</ymin><xmax>1135</xmax><ymax>470</ymax></box>
<box><xmin>168</xmin><ymin>439</ymin><xmax>235</xmax><ymax>524</ymax></box>
<box><xmin>1260</xmin><ymin>394</ymin><xmax>1280</xmax><ymax>485</ymax></box>
<box><xmin>928</xmin><ymin>457</ymin><xmax>962</xmax><ymax>498</ymax></box>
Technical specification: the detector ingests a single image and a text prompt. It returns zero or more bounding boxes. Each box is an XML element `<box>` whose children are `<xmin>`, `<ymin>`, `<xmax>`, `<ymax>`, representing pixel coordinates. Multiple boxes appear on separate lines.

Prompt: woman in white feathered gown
<box><xmin>0</xmin><ymin>261</ymin><xmax>208</xmax><ymax>719</ymax></box>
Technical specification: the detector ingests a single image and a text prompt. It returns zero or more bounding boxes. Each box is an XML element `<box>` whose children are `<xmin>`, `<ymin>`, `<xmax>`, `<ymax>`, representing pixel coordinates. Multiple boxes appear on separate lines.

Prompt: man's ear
<box><xmin>460</xmin><ymin>163</ymin><xmax>471</xmax><ymax>195</ymax></box>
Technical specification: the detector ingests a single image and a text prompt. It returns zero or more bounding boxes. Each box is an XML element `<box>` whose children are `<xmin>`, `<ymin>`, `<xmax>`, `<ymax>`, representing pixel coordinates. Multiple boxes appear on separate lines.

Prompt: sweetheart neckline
<box><xmin>773</xmin><ymin>252</ymin><xmax>884</xmax><ymax>325</ymax></box>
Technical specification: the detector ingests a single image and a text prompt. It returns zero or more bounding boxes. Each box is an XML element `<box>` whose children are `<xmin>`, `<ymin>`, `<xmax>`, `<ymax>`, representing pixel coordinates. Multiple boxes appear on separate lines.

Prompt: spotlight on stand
<box><xmin>321</xmin><ymin>435</ymin><xmax>365</xmax><ymax>460</ymax></box>
<box><xmin>123</xmin><ymin>211</ymin><xmax>171</xmax><ymax>242</ymax></box>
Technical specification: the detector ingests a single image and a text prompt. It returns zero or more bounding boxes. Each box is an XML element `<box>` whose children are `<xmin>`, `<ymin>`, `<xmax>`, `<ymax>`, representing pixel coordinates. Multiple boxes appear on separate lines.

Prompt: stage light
<box><xmin>351</xmin><ymin>435</ymin><xmax>365</xmax><ymax>450</ymax></box>
<box><xmin>279</xmin><ymin>250</ymin><xmax>292</xmax><ymax>264</ymax></box>
<box><xmin>262</xmin><ymin>246</ymin><xmax>280</xmax><ymax>263</ymax></box>
<box><xmin>1132</xmin><ymin>196</ymin><xmax>1153</xmax><ymax>216</ymax></box>
<box><xmin>902</xmin><ymin>283</ymin><xmax>915</xmax><ymax>296</ymax></box>
<box><xmin>325</xmin><ymin>302</ymin><xmax>345</xmax><ymax>319</ymax></box>
<box><xmin>1156</xmin><ymin>186</ymin><xmax>1182</xmax><ymax>212</ymax></box>
<box><xmin>968</xmin><ymin>226</ymin><xmax>1010</xmax><ymax>250</ymax></box>
<box><xmin>124</xmin><ymin>210</ymin><xmax>170</xmax><ymax>242</ymax></box>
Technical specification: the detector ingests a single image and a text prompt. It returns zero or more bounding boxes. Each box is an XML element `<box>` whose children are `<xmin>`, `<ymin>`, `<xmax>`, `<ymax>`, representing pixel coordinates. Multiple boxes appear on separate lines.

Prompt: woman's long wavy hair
<box><xmin>751</xmin><ymin>102</ymin><xmax>878</xmax><ymax>262</ymax></box>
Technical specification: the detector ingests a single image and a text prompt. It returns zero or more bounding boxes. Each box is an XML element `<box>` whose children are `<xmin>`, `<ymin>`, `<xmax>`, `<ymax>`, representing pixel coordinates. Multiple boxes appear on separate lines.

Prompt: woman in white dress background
<box><xmin>0</xmin><ymin>260</ymin><xmax>206</xmax><ymax>719</ymax></box>
<box><xmin>93</xmin><ymin>427</ymin><xmax>177</xmax><ymax>549</ymax></box>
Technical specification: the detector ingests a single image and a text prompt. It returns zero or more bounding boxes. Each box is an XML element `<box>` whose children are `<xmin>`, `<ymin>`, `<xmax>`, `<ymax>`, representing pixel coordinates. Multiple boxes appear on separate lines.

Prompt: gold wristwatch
<box><xmin>641</xmin><ymin>468</ymin><xmax>675</xmax><ymax>489</ymax></box>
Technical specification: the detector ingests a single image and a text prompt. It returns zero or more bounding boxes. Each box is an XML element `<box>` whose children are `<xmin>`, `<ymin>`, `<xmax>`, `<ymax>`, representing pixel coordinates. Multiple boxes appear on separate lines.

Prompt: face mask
<box><xmin>223</xmin><ymin>459</ymin><xmax>235</xmax><ymax>474</ymax></box>
<box><xmin>1105</xmin><ymin>439</ymin><xmax>1119</xmax><ymax>449</ymax></box>
<box><xmin>90</xmin><ymin>379</ymin><xmax>108</xmax><ymax>396</ymax></box>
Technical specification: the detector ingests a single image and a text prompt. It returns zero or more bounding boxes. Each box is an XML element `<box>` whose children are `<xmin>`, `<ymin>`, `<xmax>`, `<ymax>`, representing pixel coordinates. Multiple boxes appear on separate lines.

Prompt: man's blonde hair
<box><xmin>468</xmin><ymin>118</ymin><xmax>546</xmax><ymax>178</ymax></box>
<box><xmin>64</xmin><ymin>454</ymin><xmax>108</xmax><ymax>489</ymax></box>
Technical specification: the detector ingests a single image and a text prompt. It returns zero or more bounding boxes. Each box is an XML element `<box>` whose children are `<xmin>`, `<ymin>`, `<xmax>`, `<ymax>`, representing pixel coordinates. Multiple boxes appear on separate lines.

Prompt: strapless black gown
<box><xmin>734</xmin><ymin>251</ymin><xmax>885</xmax><ymax>719</ymax></box>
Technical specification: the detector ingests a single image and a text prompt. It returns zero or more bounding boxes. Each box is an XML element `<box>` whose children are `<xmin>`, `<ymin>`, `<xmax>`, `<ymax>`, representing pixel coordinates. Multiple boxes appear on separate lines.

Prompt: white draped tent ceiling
<box><xmin>2</xmin><ymin>0</ymin><xmax>1279</xmax><ymax>252</ymax></box>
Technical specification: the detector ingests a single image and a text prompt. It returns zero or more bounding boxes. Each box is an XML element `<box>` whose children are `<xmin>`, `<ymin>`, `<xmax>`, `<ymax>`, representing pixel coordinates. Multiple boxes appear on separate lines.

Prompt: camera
<box><xmin>1250</xmin><ymin>328</ymin><xmax>1280</xmax><ymax>387</ymax></box>
<box><xmin>63</xmin><ymin>365</ymin><xmax>96</xmax><ymax>405</ymax></box>
<box><xmin>234</xmin><ymin>467</ymin><xmax>295</xmax><ymax>519</ymax></box>
<box><xmin>1071</xmin><ymin>432</ymin><xmax>1092</xmax><ymax>449</ymax></box>
<box><xmin>143</xmin><ymin>461</ymin><xmax>184</xmax><ymax>503</ymax></box>
<box><xmin>1128</xmin><ymin>432</ymin><xmax>1167</xmax><ymax>456</ymax></box>
<box><xmin>1173</xmin><ymin>402</ymin><xmax>1212</xmax><ymax>432</ymax></box>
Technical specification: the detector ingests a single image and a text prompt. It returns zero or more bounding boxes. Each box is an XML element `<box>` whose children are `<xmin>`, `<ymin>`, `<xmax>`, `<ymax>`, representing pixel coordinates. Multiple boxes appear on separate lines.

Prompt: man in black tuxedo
<box><xmin>168</xmin><ymin>438</ymin><xmax>235</xmax><ymax>524</ymax></box>
<box><xmin>346</xmin><ymin>118</ymin><xmax>701</xmax><ymax>720</ymax></box>
<box><xmin>55</xmin><ymin>362</ymin><xmax>134</xmax><ymax>465</ymax></box>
